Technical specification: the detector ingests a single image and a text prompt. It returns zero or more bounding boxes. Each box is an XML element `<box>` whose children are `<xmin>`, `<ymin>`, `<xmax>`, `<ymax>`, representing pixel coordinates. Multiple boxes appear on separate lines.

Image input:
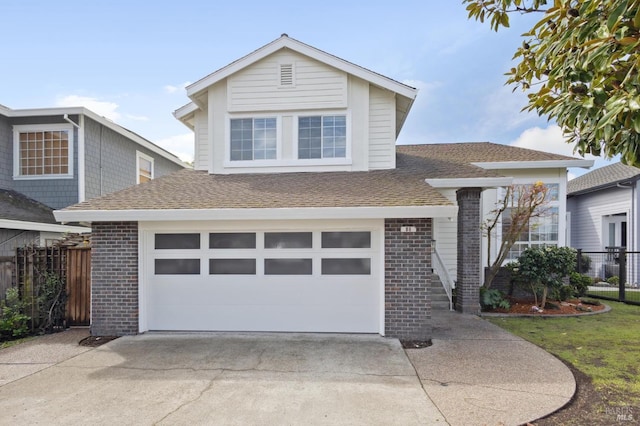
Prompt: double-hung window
<box><xmin>137</xmin><ymin>151</ymin><xmax>154</xmax><ymax>184</ymax></box>
<box><xmin>230</xmin><ymin>117</ymin><xmax>277</xmax><ymax>161</ymax></box>
<box><xmin>298</xmin><ymin>115</ymin><xmax>346</xmax><ymax>159</ymax></box>
<box><xmin>14</xmin><ymin>124</ymin><xmax>73</xmax><ymax>178</ymax></box>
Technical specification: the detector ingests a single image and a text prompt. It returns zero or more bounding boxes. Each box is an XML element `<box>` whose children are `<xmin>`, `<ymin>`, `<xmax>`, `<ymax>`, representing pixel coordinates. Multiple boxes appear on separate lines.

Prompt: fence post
<box><xmin>619</xmin><ymin>247</ymin><xmax>626</xmax><ymax>302</ymax></box>
<box><xmin>577</xmin><ymin>249</ymin><xmax>582</xmax><ymax>273</ymax></box>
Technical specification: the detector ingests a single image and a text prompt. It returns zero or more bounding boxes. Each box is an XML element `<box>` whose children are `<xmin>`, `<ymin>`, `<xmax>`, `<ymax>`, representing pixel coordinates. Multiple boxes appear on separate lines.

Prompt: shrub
<box><xmin>577</xmin><ymin>253</ymin><xmax>592</xmax><ymax>273</ymax></box>
<box><xmin>607</xmin><ymin>276</ymin><xmax>620</xmax><ymax>287</ymax></box>
<box><xmin>480</xmin><ymin>288</ymin><xmax>511</xmax><ymax>310</ymax></box>
<box><xmin>0</xmin><ymin>288</ymin><xmax>30</xmax><ymax>338</ymax></box>
<box><xmin>570</xmin><ymin>272</ymin><xmax>592</xmax><ymax>297</ymax></box>
<box><xmin>517</xmin><ymin>246</ymin><xmax>576</xmax><ymax>308</ymax></box>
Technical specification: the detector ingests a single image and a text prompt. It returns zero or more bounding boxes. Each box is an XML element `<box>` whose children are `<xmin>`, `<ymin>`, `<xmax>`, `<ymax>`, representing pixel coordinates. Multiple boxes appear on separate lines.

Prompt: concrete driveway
<box><xmin>0</xmin><ymin>332</ymin><xmax>445</xmax><ymax>425</ymax></box>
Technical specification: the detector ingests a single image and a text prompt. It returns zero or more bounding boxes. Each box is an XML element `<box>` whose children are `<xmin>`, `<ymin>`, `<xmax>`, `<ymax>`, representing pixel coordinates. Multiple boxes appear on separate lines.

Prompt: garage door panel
<box><xmin>145</xmin><ymin>226</ymin><xmax>381</xmax><ymax>333</ymax></box>
<box><xmin>149</xmin><ymin>302</ymin><xmax>378</xmax><ymax>333</ymax></box>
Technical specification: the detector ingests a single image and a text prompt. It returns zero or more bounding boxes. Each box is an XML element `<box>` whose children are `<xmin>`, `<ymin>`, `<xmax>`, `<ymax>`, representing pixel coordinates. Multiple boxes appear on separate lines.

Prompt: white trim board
<box><xmin>54</xmin><ymin>205</ymin><xmax>459</xmax><ymax>223</ymax></box>
<box><xmin>0</xmin><ymin>219</ymin><xmax>90</xmax><ymax>233</ymax></box>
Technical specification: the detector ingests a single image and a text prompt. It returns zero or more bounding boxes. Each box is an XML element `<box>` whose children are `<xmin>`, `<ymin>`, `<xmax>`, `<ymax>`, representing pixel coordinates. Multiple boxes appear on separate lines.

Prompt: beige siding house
<box><xmin>55</xmin><ymin>35</ymin><xmax>591</xmax><ymax>338</ymax></box>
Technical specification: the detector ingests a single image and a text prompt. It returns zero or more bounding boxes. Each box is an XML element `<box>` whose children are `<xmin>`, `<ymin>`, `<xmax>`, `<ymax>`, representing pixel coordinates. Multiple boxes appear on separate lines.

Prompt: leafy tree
<box><xmin>465</xmin><ymin>0</ymin><xmax>640</xmax><ymax>166</ymax></box>
<box><xmin>483</xmin><ymin>182</ymin><xmax>550</xmax><ymax>288</ymax></box>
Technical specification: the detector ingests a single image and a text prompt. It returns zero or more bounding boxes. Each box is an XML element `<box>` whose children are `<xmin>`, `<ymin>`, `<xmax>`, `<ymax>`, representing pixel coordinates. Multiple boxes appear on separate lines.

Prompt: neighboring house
<box><xmin>0</xmin><ymin>104</ymin><xmax>187</xmax><ymax>257</ymax></box>
<box><xmin>567</xmin><ymin>162</ymin><xmax>640</xmax><ymax>284</ymax></box>
<box><xmin>55</xmin><ymin>35</ymin><xmax>591</xmax><ymax>339</ymax></box>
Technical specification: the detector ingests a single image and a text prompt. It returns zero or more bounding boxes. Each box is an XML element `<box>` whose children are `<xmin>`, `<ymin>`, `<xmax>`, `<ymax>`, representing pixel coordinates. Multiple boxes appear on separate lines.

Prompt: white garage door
<box><xmin>143</xmin><ymin>223</ymin><xmax>381</xmax><ymax>333</ymax></box>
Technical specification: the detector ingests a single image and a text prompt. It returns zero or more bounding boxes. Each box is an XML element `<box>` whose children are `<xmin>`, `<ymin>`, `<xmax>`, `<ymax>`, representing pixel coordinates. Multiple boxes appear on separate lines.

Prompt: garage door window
<box><xmin>322</xmin><ymin>258</ymin><xmax>371</xmax><ymax>275</ymax></box>
<box><xmin>210</xmin><ymin>259</ymin><xmax>256</xmax><ymax>275</ymax></box>
<box><xmin>155</xmin><ymin>259</ymin><xmax>200</xmax><ymax>275</ymax></box>
<box><xmin>321</xmin><ymin>232</ymin><xmax>371</xmax><ymax>248</ymax></box>
<box><xmin>265</xmin><ymin>232</ymin><xmax>312</xmax><ymax>249</ymax></box>
<box><xmin>155</xmin><ymin>233</ymin><xmax>200</xmax><ymax>249</ymax></box>
<box><xmin>265</xmin><ymin>258</ymin><xmax>312</xmax><ymax>275</ymax></box>
<box><xmin>210</xmin><ymin>233</ymin><xmax>256</xmax><ymax>249</ymax></box>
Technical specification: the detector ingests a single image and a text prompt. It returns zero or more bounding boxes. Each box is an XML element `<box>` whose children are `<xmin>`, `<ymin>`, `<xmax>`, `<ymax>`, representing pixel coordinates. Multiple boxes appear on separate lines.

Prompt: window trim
<box><xmin>136</xmin><ymin>151</ymin><xmax>154</xmax><ymax>184</ymax></box>
<box><xmin>224</xmin><ymin>114</ymin><xmax>282</xmax><ymax>165</ymax></box>
<box><xmin>13</xmin><ymin>124</ymin><xmax>74</xmax><ymax>180</ymax></box>
<box><xmin>498</xmin><ymin>181</ymin><xmax>562</xmax><ymax>262</ymax></box>
<box><xmin>294</xmin><ymin>111</ymin><xmax>351</xmax><ymax>162</ymax></box>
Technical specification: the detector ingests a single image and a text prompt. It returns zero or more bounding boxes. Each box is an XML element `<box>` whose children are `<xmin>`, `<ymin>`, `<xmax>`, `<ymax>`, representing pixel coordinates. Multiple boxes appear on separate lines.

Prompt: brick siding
<box><xmin>91</xmin><ymin>221</ymin><xmax>139</xmax><ymax>336</ymax></box>
<box><xmin>384</xmin><ymin>218</ymin><xmax>432</xmax><ymax>340</ymax></box>
<box><xmin>456</xmin><ymin>188</ymin><xmax>481</xmax><ymax>314</ymax></box>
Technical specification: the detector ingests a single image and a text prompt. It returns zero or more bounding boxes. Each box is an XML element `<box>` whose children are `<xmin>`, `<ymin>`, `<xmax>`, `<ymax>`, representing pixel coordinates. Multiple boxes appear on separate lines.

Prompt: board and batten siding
<box><xmin>568</xmin><ymin>187</ymin><xmax>631</xmax><ymax>251</ymax></box>
<box><xmin>368</xmin><ymin>86</ymin><xmax>395</xmax><ymax>170</ymax></box>
<box><xmin>227</xmin><ymin>50</ymin><xmax>347</xmax><ymax>112</ymax></box>
<box><xmin>194</xmin><ymin>110</ymin><xmax>208</xmax><ymax>171</ymax></box>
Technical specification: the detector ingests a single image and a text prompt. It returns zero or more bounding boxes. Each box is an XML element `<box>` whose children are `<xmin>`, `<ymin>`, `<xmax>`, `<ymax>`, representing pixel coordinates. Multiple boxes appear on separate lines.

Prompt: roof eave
<box><xmin>472</xmin><ymin>159</ymin><xmax>594</xmax><ymax>170</ymax></box>
<box><xmin>426</xmin><ymin>177</ymin><xmax>513</xmax><ymax>189</ymax></box>
<box><xmin>186</xmin><ymin>36</ymin><xmax>418</xmax><ymax>102</ymax></box>
<box><xmin>54</xmin><ymin>205</ymin><xmax>458</xmax><ymax>223</ymax></box>
<box><xmin>0</xmin><ymin>218</ymin><xmax>90</xmax><ymax>233</ymax></box>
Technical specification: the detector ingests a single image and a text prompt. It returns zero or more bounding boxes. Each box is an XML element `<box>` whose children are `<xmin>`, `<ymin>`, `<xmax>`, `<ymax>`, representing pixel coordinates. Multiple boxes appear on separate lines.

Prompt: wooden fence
<box><xmin>15</xmin><ymin>245</ymin><xmax>91</xmax><ymax>326</ymax></box>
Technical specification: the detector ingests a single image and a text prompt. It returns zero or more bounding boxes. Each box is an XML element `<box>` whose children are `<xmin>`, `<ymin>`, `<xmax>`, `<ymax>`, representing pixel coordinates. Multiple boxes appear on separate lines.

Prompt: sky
<box><xmin>1</xmin><ymin>1</ymin><xmax>616</xmax><ymax>178</ymax></box>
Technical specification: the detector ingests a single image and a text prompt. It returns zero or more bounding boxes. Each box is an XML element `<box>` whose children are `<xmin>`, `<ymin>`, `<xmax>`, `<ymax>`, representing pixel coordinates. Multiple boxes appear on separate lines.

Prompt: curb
<box><xmin>480</xmin><ymin>303</ymin><xmax>611</xmax><ymax>318</ymax></box>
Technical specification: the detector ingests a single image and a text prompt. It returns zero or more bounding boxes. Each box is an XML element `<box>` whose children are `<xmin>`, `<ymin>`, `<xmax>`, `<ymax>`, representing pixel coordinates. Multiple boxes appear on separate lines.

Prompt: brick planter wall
<box><xmin>91</xmin><ymin>221</ymin><xmax>139</xmax><ymax>336</ymax></box>
<box><xmin>384</xmin><ymin>218</ymin><xmax>432</xmax><ymax>340</ymax></box>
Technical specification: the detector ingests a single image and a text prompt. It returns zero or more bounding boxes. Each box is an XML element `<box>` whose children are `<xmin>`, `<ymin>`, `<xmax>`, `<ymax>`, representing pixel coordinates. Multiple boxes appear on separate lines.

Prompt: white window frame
<box><xmin>13</xmin><ymin>124</ymin><xmax>74</xmax><ymax>180</ymax></box>
<box><xmin>498</xmin><ymin>180</ymin><xmax>563</xmax><ymax>262</ymax></box>
<box><xmin>224</xmin><ymin>114</ymin><xmax>282</xmax><ymax>167</ymax></box>
<box><xmin>293</xmin><ymin>110</ymin><xmax>352</xmax><ymax>165</ymax></box>
<box><xmin>136</xmin><ymin>151</ymin><xmax>154</xmax><ymax>184</ymax></box>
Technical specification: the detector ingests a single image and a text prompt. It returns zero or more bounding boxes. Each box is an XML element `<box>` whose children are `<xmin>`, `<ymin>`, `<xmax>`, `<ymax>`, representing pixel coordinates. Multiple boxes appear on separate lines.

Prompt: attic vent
<box><xmin>279</xmin><ymin>63</ymin><xmax>294</xmax><ymax>86</ymax></box>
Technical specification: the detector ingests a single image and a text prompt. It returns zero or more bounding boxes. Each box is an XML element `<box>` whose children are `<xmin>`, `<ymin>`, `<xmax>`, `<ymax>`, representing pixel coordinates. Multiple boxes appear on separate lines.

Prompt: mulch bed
<box><xmin>486</xmin><ymin>298</ymin><xmax>606</xmax><ymax>315</ymax></box>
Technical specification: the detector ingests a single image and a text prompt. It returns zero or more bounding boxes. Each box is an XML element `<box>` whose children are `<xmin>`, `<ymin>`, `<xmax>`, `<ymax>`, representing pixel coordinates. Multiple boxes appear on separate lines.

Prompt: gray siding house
<box><xmin>0</xmin><ymin>104</ymin><xmax>187</xmax><ymax>256</ymax></box>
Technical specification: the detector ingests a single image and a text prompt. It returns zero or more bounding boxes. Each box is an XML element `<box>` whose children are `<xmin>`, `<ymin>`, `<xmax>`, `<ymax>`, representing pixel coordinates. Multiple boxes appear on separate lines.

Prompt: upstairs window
<box><xmin>230</xmin><ymin>118</ymin><xmax>277</xmax><ymax>161</ymax></box>
<box><xmin>298</xmin><ymin>115</ymin><xmax>346</xmax><ymax>159</ymax></box>
<box><xmin>14</xmin><ymin>124</ymin><xmax>73</xmax><ymax>178</ymax></box>
<box><xmin>136</xmin><ymin>151</ymin><xmax>154</xmax><ymax>184</ymax></box>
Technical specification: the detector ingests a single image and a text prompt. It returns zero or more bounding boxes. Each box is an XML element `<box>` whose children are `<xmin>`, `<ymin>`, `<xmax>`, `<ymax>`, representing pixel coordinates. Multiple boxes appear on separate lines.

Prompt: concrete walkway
<box><xmin>405</xmin><ymin>310</ymin><xmax>576</xmax><ymax>425</ymax></box>
<box><xmin>0</xmin><ymin>315</ymin><xmax>575</xmax><ymax>426</ymax></box>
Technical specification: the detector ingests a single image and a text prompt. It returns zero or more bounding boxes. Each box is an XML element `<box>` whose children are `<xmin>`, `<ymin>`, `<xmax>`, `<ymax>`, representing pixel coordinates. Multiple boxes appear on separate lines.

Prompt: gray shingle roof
<box><xmin>0</xmin><ymin>189</ymin><xmax>56</xmax><ymax>224</ymax></box>
<box><xmin>61</xmin><ymin>142</ymin><xmax>582</xmax><ymax>212</ymax></box>
<box><xmin>568</xmin><ymin>162</ymin><xmax>640</xmax><ymax>195</ymax></box>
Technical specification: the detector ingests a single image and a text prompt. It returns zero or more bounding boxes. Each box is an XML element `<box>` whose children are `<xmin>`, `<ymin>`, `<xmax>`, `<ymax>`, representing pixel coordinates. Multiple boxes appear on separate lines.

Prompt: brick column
<box><xmin>91</xmin><ymin>221</ymin><xmax>139</xmax><ymax>336</ymax></box>
<box><xmin>384</xmin><ymin>218</ymin><xmax>432</xmax><ymax>340</ymax></box>
<box><xmin>456</xmin><ymin>188</ymin><xmax>481</xmax><ymax>314</ymax></box>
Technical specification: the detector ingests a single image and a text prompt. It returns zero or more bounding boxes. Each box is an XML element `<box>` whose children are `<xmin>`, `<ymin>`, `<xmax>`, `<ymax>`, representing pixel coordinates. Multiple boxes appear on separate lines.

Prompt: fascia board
<box><xmin>186</xmin><ymin>37</ymin><xmax>417</xmax><ymax>101</ymax></box>
<box><xmin>0</xmin><ymin>219</ymin><xmax>90</xmax><ymax>233</ymax></box>
<box><xmin>472</xmin><ymin>160</ymin><xmax>594</xmax><ymax>170</ymax></box>
<box><xmin>54</xmin><ymin>205</ymin><xmax>459</xmax><ymax>223</ymax></box>
<box><xmin>426</xmin><ymin>177</ymin><xmax>513</xmax><ymax>189</ymax></box>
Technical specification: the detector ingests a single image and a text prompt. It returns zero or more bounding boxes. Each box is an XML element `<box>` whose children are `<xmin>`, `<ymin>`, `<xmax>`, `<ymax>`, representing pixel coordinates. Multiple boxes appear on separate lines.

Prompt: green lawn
<box><xmin>487</xmin><ymin>301</ymin><xmax>640</xmax><ymax>408</ymax></box>
<box><xmin>585</xmin><ymin>289</ymin><xmax>640</xmax><ymax>303</ymax></box>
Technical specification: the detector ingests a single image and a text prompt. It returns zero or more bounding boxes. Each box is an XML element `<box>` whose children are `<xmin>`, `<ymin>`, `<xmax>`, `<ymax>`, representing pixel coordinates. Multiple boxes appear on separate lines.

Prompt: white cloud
<box><xmin>479</xmin><ymin>85</ymin><xmax>538</xmax><ymax>136</ymax></box>
<box><xmin>163</xmin><ymin>81</ymin><xmax>191</xmax><ymax>94</ymax></box>
<box><xmin>156</xmin><ymin>132</ymin><xmax>194</xmax><ymax>163</ymax></box>
<box><xmin>125</xmin><ymin>114</ymin><xmax>149</xmax><ymax>121</ymax></box>
<box><xmin>510</xmin><ymin>124</ymin><xmax>595</xmax><ymax>159</ymax></box>
<box><xmin>56</xmin><ymin>95</ymin><xmax>121</xmax><ymax>121</ymax></box>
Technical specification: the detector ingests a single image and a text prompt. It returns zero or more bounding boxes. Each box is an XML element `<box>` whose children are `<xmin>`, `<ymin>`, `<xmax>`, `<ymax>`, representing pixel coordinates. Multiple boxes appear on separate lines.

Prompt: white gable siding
<box><xmin>194</xmin><ymin>110</ymin><xmax>208</xmax><ymax>170</ymax></box>
<box><xmin>568</xmin><ymin>187</ymin><xmax>631</xmax><ymax>251</ymax></box>
<box><xmin>368</xmin><ymin>86</ymin><xmax>396</xmax><ymax>170</ymax></box>
<box><xmin>227</xmin><ymin>50</ymin><xmax>348</xmax><ymax>112</ymax></box>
